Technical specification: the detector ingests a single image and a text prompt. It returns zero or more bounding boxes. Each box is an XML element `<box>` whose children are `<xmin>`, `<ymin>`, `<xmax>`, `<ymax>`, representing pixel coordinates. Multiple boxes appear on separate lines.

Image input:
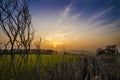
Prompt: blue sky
<box><xmin>31</xmin><ymin>0</ymin><xmax>120</xmax><ymax>20</ymax></box>
<box><xmin>28</xmin><ymin>0</ymin><xmax>120</xmax><ymax>50</ymax></box>
<box><xmin>1</xmin><ymin>0</ymin><xmax>119</xmax><ymax>50</ymax></box>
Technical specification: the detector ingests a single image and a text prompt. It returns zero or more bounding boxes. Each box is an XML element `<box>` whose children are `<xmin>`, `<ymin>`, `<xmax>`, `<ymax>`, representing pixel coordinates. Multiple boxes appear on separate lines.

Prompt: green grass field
<box><xmin>0</xmin><ymin>54</ymin><xmax>119</xmax><ymax>80</ymax></box>
<box><xmin>0</xmin><ymin>54</ymin><xmax>79</xmax><ymax>70</ymax></box>
<box><xmin>0</xmin><ymin>54</ymin><xmax>79</xmax><ymax>80</ymax></box>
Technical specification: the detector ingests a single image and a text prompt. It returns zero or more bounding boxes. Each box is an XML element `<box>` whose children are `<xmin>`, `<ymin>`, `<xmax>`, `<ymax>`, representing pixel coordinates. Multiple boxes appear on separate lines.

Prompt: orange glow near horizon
<box><xmin>53</xmin><ymin>42</ymin><xmax>61</xmax><ymax>48</ymax></box>
<box><xmin>0</xmin><ymin>1</ymin><xmax>120</xmax><ymax>51</ymax></box>
<box><xmin>53</xmin><ymin>43</ymin><xmax>57</xmax><ymax>48</ymax></box>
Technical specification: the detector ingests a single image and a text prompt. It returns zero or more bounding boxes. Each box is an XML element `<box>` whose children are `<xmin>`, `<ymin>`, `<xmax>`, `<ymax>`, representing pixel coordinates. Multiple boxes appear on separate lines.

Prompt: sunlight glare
<box><xmin>53</xmin><ymin>42</ymin><xmax>60</xmax><ymax>48</ymax></box>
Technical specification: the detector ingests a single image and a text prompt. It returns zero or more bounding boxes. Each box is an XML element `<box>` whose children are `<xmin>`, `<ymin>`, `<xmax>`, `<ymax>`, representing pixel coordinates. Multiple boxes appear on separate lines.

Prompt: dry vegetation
<box><xmin>0</xmin><ymin>54</ymin><xmax>120</xmax><ymax>80</ymax></box>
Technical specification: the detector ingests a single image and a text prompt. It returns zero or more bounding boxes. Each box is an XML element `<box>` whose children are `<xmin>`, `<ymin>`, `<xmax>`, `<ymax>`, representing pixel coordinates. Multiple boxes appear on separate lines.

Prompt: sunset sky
<box><xmin>0</xmin><ymin>0</ymin><xmax>120</xmax><ymax>50</ymax></box>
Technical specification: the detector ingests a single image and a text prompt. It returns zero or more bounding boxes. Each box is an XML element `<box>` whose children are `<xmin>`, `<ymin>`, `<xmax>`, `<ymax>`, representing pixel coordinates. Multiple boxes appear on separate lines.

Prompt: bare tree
<box><xmin>18</xmin><ymin>0</ymin><xmax>34</xmax><ymax>54</ymax></box>
<box><xmin>0</xmin><ymin>0</ymin><xmax>33</xmax><ymax>79</ymax></box>
<box><xmin>0</xmin><ymin>0</ymin><xmax>19</xmax><ymax>56</ymax></box>
<box><xmin>34</xmin><ymin>37</ymin><xmax>47</xmax><ymax>52</ymax></box>
<box><xmin>0</xmin><ymin>0</ymin><xmax>34</xmax><ymax>55</ymax></box>
<box><xmin>34</xmin><ymin>37</ymin><xmax>47</xmax><ymax>79</ymax></box>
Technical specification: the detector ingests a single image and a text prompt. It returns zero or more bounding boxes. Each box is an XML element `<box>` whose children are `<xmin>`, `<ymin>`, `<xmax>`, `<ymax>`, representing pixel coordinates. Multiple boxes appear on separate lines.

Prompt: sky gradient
<box><xmin>0</xmin><ymin>0</ymin><xmax>120</xmax><ymax>50</ymax></box>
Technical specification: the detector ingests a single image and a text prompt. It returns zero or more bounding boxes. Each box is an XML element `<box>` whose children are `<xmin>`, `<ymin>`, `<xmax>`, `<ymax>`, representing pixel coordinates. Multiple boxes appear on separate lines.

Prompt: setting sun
<box><xmin>53</xmin><ymin>42</ymin><xmax>61</xmax><ymax>48</ymax></box>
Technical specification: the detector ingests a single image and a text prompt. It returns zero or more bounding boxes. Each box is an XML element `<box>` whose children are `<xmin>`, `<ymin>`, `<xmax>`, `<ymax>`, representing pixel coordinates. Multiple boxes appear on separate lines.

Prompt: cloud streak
<box><xmin>31</xmin><ymin>0</ymin><xmax>120</xmax><ymax>49</ymax></box>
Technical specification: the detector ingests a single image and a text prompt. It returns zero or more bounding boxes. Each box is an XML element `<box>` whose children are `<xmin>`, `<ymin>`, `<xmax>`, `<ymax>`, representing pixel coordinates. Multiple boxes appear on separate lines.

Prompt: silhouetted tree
<box><xmin>34</xmin><ymin>37</ymin><xmax>47</xmax><ymax>52</ymax></box>
<box><xmin>18</xmin><ymin>0</ymin><xmax>34</xmax><ymax>54</ymax></box>
<box><xmin>0</xmin><ymin>0</ymin><xmax>34</xmax><ymax>54</ymax></box>
<box><xmin>0</xmin><ymin>0</ymin><xmax>33</xmax><ymax>79</ymax></box>
<box><xmin>34</xmin><ymin>37</ymin><xmax>46</xmax><ymax>79</ymax></box>
<box><xmin>96</xmin><ymin>45</ymin><xmax>119</xmax><ymax>56</ymax></box>
<box><xmin>0</xmin><ymin>0</ymin><xmax>19</xmax><ymax>55</ymax></box>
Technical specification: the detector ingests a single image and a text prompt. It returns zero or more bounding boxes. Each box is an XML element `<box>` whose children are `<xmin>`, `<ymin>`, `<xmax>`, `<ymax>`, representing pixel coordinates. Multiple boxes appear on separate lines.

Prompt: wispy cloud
<box><xmin>31</xmin><ymin>0</ymin><xmax>120</xmax><ymax>49</ymax></box>
<box><xmin>55</xmin><ymin>4</ymin><xmax>117</xmax><ymax>43</ymax></box>
<box><xmin>56</xmin><ymin>1</ymin><xmax>75</xmax><ymax>26</ymax></box>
